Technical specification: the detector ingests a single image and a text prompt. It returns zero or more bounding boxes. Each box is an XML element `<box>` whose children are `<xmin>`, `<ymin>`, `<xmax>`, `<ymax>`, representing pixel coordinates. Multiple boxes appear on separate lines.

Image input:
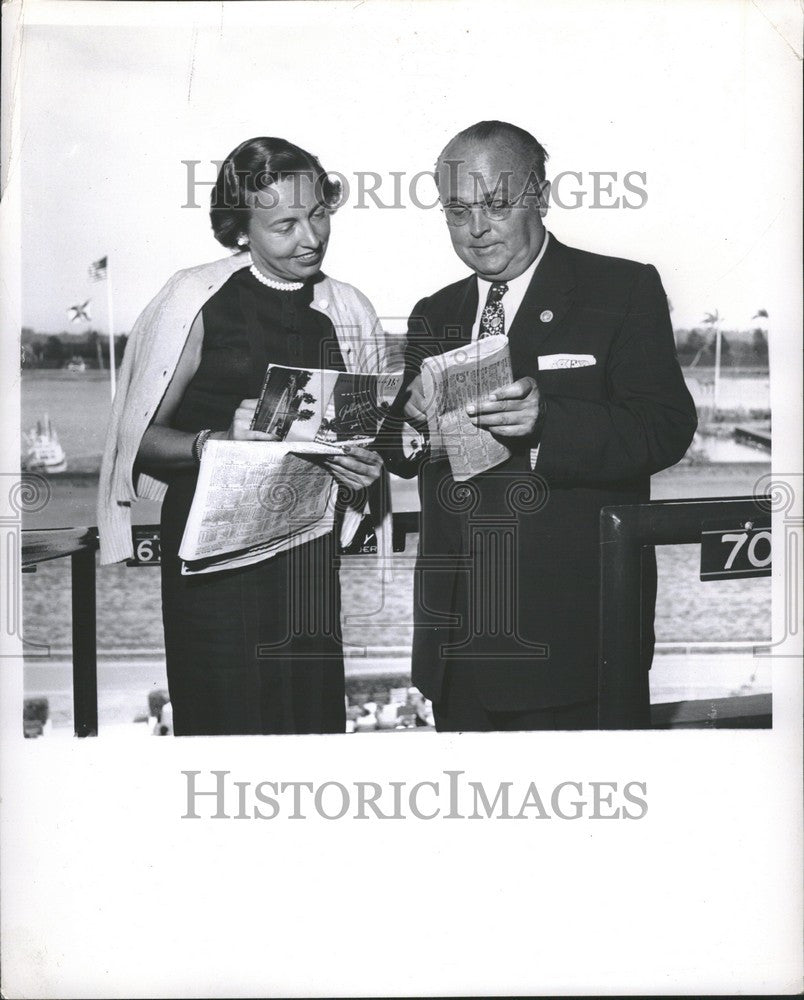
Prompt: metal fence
<box><xmin>21</xmin><ymin>494</ymin><xmax>772</xmax><ymax>735</ymax></box>
<box><xmin>599</xmin><ymin>494</ymin><xmax>772</xmax><ymax>728</ymax></box>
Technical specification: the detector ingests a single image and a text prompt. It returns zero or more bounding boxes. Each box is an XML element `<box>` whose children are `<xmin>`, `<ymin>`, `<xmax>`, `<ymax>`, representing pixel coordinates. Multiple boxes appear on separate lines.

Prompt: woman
<box><xmin>98</xmin><ymin>136</ymin><xmax>388</xmax><ymax>736</ymax></box>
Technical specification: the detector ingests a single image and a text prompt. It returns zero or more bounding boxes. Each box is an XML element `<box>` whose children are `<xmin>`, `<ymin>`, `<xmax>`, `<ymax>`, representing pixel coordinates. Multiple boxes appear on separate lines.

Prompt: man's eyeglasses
<box><xmin>440</xmin><ymin>191</ymin><xmax>533</xmax><ymax>227</ymax></box>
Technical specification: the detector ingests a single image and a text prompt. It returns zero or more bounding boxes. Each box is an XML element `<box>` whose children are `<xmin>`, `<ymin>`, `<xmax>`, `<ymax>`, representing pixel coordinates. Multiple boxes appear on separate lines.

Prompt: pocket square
<box><xmin>538</xmin><ymin>353</ymin><xmax>596</xmax><ymax>370</ymax></box>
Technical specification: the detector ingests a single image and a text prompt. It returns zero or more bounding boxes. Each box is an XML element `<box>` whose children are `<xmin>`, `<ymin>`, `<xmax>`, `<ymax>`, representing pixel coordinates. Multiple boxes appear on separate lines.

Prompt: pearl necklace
<box><xmin>249</xmin><ymin>264</ymin><xmax>303</xmax><ymax>291</ymax></box>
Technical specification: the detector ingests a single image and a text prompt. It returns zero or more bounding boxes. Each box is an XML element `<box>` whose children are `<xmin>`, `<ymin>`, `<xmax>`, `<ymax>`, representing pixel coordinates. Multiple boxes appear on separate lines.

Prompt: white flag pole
<box><xmin>106</xmin><ymin>259</ymin><xmax>116</xmax><ymax>400</ymax></box>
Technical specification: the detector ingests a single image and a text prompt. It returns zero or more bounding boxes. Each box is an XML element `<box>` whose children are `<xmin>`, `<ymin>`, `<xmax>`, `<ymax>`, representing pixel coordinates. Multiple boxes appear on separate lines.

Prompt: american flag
<box><xmin>68</xmin><ymin>299</ymin><xmax>91</xmax><ymax>323</ymax></box>
<box><xmin>88</xmin><ymin>256</ymin><xmax>108</xmax><ymax>281</ymax></box>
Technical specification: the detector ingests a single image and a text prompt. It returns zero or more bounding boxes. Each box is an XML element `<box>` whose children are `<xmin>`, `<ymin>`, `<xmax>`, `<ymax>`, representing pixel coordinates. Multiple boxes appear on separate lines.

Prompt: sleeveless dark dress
<box><xmin>160</xmin><ymin>267</ymin><xmax>347</xmax><ymax>735</ymax></box>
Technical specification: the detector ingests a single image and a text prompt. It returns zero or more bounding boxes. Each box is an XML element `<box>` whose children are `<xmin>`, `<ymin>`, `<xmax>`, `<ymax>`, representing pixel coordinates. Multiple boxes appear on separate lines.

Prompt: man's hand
<box><xmin>323</xmin><ymin>445</ymin><xmax>383</xmax><ymax>491</ymax></box>
<box><xmin>401</xmin><ymin>375</ymin><xmax>430</xmax><ymax>432</ymax></box>
<box><xmin>465</xmin><ymin>377</ymin><xmax>544</xmax><ymax>438</ymax></box>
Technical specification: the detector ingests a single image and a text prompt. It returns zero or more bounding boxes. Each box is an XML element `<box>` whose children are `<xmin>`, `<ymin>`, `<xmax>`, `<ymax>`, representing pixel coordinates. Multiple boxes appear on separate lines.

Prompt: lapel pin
<box><xmin>540</xmin><ymin>309</ymin><xmax>553</xmax><ymax>323</ymax></box>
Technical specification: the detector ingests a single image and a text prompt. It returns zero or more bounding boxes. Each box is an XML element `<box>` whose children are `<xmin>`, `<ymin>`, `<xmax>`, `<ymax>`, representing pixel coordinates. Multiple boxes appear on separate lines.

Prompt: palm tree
<box><xmin>752</xmin><ymin>309</ymin><xmax>770</xmax><ymax>372</ymax></box>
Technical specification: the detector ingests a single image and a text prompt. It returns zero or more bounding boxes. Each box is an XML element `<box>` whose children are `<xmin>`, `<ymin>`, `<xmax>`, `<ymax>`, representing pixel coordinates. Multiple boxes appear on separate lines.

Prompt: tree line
<box><xmin>20</xmin><ymin>325</ymin><xmax>770</xmax><ymax>371</ymax></box>
<box><xmin>674</xmin><ymin>327</ymin><xmax>768</xmax><ymax>369</ymax></box>
<box><xmin>21</xmin><ymin>329</ymin><xmax>129</xmax><ymax>369</ymax></box>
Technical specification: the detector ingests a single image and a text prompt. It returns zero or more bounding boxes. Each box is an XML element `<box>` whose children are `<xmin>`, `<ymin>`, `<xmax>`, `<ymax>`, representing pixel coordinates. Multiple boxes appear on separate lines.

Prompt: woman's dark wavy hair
<box><xmin>210</xmin><ymin>136</ymin><xmax>341</xmax><ymax>250</ymax></box>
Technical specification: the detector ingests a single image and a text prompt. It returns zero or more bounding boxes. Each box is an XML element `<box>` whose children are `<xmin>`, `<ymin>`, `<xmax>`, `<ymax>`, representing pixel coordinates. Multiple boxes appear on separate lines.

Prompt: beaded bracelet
<box><xmin>192</xmin><ymin>428</ymin><xmax>213</xmax><ymax>464</ymax></box>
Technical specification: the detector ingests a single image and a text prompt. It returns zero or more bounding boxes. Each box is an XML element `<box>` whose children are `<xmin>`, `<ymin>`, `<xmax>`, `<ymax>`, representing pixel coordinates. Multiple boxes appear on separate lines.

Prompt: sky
<box><xmin>14</xmin><ymin>0</ymin><xmax>803</xmax><ymax>338</ymax></box>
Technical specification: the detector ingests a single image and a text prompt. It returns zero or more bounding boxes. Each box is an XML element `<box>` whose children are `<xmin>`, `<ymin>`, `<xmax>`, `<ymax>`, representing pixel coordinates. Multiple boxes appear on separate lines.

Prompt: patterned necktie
<box><xmin>478</xmin><ymin>281</ymin><xmax>509</xmax><ymax>339</ymax></box>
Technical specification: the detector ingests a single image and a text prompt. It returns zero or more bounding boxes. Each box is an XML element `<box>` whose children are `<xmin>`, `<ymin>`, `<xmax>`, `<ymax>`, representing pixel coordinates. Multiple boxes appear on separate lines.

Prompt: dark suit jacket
<box><xmin>382</xmin><ymin>235</ymin><xmax>697</xmax><ymax>712</ymax></box>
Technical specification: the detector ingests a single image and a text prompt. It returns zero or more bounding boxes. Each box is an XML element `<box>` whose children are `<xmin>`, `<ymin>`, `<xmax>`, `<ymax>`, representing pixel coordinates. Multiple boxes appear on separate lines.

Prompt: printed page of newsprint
<box><xmin>178</xmin><ymin>440</ymin><xmax>339</xmax><ymax>573</ymax></box>
<box><xmin>1</xmin><ymin>1</ymin><xmax>801</xmax><ymax>996</ymax></box>
<box><xmin>421</xmin><ymin>334</ymin><xmax>513</xmax><ymax>479</ymax></box>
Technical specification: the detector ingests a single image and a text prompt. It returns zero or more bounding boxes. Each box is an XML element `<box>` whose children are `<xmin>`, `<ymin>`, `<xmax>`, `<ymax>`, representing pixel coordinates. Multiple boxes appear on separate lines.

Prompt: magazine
<box><xmin>420</xmin><ymin>334</ymin><xmax>513</xmax><ymax>481</ymax></box>
<box><xmin>251</xmin><ymin>365</ymin><xmax>403</xmax><ymax>446</ymax></box>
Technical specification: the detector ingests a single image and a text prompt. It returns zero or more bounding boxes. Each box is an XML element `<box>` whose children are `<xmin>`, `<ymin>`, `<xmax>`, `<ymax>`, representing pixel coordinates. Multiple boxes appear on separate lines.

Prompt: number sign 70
<box><xmin>700</xmin><ymin>522</ymin><xmax>772</xmax><ymax>581</ymax></box>
<box><xmin>721</xmin><ymin>530</ymin><xmax>772</xmax><ymax>570</ymax></box>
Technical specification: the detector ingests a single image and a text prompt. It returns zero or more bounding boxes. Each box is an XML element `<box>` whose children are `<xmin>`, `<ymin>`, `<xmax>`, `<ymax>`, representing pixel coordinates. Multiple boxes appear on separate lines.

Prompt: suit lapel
<box><xmin>439</xmin><ymin>275</ymin><xmax>478</xmax><ymax>348</ymax></box>
<box><xmin>507</xmin><ymin>235</ymin><xmax>577</xmax><ymax>374</ymax></box>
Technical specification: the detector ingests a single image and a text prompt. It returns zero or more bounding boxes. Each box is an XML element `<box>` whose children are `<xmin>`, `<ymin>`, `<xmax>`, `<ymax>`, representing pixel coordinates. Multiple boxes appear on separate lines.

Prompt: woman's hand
<box><xmin>323</xmin><ymin>445</ymin><xmax>383</xmax><ymax>491</ymax></box>
<box><xmin>215</xmin><ymin>399</ymin><xmax>280</xmax><ymax>441</ymax></box>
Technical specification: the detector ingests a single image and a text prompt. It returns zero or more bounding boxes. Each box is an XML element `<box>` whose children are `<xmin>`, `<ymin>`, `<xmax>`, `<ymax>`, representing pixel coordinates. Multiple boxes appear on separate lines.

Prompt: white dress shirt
<box><xmin>470</xmin><ymin>230</ymin><xmax>550</xmax><ymax>341</ymax></box>
<box><xmin>470</xmin><ymin>230</ymin><xmax>550</xmax><ymax>466</ymax></box>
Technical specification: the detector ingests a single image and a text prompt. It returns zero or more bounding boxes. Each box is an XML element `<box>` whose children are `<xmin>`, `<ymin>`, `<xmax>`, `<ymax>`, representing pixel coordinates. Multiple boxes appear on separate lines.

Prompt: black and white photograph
<box><xmin>1</xmin><ymin>0</ymin><xmax>801</xmax><ymax>995</ymax></box>
<box><xmin>253</xmin><ymin>367</ymin><xmax>321</xmax><ymax>440</ymax></box>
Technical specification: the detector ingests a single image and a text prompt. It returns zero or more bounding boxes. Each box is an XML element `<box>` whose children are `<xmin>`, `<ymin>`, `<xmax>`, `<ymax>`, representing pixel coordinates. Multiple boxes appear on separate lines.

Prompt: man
<box><xmin>385</xmin><ymin>120</ymin><xmax>697</xmax><ymax>732</ymax></box>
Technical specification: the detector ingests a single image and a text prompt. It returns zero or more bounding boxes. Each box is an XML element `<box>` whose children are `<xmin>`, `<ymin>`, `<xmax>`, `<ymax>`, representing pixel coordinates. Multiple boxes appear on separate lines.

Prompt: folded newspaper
<box><xmin>178</xmin><ymin>440</ymin><xmax>340</xmax><ymax>575</ymax></box>
<box><xmin>179</xmin><ymin>367</ymin><xmax>403</xmax><ymax>575</ymax></box>
<box><xmin>420</xmin><ymin>334</ymin><xmax>513</xmax><ymax>481</ymax></box>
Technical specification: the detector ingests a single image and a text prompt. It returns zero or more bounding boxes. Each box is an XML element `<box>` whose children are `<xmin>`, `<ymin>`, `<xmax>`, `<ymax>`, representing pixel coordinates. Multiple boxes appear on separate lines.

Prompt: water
<box><xmin>697</xmin><ymin>436</ymin><xmax>770</xmax><ymax>463</ymax></box>
<box><xmin>20</xmin><ymin>368</ymin><xmax>771</xmax><ymax>475</ymax></box>
<box><xmin>683</xmin><ymin>370</ymin><xmax>770</xmax><ymax>412</ymax></box>
<box><xmin>21</xmin><ymin>369</ymin><xmax>114</xmax><ymax>473</ymax></box>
